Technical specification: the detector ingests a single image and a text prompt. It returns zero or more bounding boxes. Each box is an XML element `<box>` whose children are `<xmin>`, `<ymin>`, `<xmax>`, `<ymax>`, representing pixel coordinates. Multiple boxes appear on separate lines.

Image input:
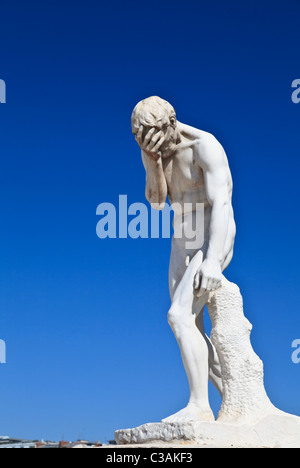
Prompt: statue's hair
<box><xmin>131</xmin><ymin>96</ymin><xmax>176</xmax><ymax>135</ymax></box>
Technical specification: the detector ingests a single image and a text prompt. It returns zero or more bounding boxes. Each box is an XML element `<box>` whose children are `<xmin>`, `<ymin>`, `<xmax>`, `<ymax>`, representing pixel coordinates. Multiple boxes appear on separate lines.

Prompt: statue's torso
<box><xmin>162</xmin><ymin>133</ymin><xmax>235</xmax><ymax>263</ymax></box>
<box><xmin>162</xmin><ymin>145</ymin><xmax>208</xmax><ymax>209</ymax></box>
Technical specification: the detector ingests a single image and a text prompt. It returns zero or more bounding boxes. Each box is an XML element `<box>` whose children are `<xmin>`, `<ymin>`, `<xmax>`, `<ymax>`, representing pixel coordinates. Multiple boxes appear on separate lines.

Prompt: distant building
<box><xmin>0</xmin><ymin>437</ymin><xmax>37</xmax><ymax>449</ymax></box>
<box><xmin>0</xmin><ymin>436</ymin><xmax>102</xmax><ymax>448</ymax></box>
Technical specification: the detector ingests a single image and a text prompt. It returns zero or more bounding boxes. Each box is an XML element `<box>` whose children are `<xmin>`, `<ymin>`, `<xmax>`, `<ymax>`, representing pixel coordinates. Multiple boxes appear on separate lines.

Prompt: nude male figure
<box><xmin>131</xmin><ymin>97</ymin><xmax>236</xmax><ymax>422</ymax></box>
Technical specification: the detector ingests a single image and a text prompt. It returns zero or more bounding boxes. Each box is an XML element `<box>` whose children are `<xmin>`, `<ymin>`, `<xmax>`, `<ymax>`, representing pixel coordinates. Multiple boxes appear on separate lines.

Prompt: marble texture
<box><xmin>207</xmin><ymin>277</ymin><xmax>275</xmax><ymax>424</ymax></box>
<box><xmin>115</xmin><ymin>415</ymin><xmax>300</xmax><ymax>448</ymax></box>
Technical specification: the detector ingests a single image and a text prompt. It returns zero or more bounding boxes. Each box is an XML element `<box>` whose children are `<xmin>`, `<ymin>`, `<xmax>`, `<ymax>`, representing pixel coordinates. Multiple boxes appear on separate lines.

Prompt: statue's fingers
<box><xmin>198</xmin><ymin>276</ymin><xmax>208</xmax><ymax>297</ymax></box>
<box><xmin>194</xmin><ymin>272</ymin><xmax>200</xmax><ymax>290</ymax></box>
<box><xmin>146</xmin><ymin>130</ymin><xmax>162</xmax><ymax>152</ymax></box>
<box><xmin>152</xmin><ymin>135</ymin><xmax>165</xmax><ymax>153</ymax></box>
<box><xmin>136</xmin><ymin>125</ymin><xmax>144</xmax><ymax>146</ymax></box>
<box><xmin>143</xmin><ymin>127</ymin><xmax>155</xmax><ymax>147</ymax></box>
<box><xmin>201</xmin><ymin>276</ymin><xmax>208</xmax><ymax>290</ymax></box>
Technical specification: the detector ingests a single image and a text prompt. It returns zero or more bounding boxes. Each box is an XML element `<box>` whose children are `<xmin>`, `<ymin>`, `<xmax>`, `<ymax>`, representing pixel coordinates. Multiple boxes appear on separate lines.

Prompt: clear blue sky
<box><xmin>0</xmin><ymin>0</ymin><xmax>299</xmax><ymax>442</ymax></box>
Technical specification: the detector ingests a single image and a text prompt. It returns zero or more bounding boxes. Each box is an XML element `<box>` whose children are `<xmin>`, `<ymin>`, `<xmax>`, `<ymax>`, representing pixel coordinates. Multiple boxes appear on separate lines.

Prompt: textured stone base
<box><xmin>115</xmin><ymin>412</ymin><xmax>300</xmax><ymax>448</ymax></box>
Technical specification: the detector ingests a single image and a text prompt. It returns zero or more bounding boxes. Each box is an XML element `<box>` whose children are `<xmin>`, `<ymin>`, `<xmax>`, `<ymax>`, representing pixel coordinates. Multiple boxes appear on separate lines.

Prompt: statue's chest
<box><xmin>163</xmin><ymin>148</ymin><xmax>204</xmax><ymax>190</ymax></box>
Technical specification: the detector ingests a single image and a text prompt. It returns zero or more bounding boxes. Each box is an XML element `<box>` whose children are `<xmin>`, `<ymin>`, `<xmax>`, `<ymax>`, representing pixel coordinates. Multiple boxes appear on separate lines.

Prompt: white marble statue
<box><xmin>115</xmin><ymin>96</ymin><xmax>300</xmax><ymax>447</ymax></box>
<box><xmin>131</xmin><ymin>96</ymin><xmax>236</xmax><ymax>422</ymax></box>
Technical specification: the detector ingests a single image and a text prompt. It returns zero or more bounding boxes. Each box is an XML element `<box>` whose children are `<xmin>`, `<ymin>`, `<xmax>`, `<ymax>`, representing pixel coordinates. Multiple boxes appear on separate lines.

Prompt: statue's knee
<box><xmin>168</xmin><ymin>302</ymin><xmax>193</xmax><ymax>336</ymax></box>
<box><xmin>167</xmin><ymin>303</ymin><xmax>180</xmax><ymax>331</ymax></box>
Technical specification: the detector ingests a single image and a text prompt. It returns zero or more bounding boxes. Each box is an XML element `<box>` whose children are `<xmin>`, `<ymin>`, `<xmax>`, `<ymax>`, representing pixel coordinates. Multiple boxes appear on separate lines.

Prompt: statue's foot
<box><xmin>162</xmin><ymin>403</ymin><xmax>215</xmax><ymax>423</ymax></box>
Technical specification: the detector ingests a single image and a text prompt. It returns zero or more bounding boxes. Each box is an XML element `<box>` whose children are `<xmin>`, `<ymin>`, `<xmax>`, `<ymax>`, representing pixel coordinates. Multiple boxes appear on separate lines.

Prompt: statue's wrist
<box><xmin>205</xmin><ymin>254</ymin><xmax>221</xmax><ymax>266</ymax></box>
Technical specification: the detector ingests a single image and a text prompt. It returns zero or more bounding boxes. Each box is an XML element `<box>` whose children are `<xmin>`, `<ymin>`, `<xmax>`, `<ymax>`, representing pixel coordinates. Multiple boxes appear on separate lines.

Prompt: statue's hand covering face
<box><xmin>131</xmin><ymin>96</ymin><xmax>178</xmax><ymax>158</ymax></box>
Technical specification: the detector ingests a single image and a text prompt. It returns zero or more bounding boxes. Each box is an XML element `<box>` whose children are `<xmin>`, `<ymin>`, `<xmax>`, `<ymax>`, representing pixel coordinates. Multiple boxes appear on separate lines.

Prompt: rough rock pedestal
<box><xmin>207</xmin><ymin>277</ymin><xmax>275</xmax><ymax>424</ymax></box>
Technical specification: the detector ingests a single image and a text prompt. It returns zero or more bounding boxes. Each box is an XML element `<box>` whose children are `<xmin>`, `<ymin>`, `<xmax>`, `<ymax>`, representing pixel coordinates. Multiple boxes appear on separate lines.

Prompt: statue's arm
<box><xmin>141</xmin><ymin>150</ymin><xmax>168</xmax><ymax>211</ymax></box>
<box><xmin>194</xmin><ymin>135</ymin><xmax>231</xmax><ymax>294</ymax></box>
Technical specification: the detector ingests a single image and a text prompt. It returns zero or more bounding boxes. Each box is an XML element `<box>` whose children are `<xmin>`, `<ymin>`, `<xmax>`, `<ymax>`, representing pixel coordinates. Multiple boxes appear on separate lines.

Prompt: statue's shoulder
<box><xmin>178</xmin><ymin>122</ymin><xmax>219</xmax><ymax>147</ymax></box>
<box><xmin>178</xmin><ymin>122</ymin><xmax>227</xmax><ymax>170</ymax></box>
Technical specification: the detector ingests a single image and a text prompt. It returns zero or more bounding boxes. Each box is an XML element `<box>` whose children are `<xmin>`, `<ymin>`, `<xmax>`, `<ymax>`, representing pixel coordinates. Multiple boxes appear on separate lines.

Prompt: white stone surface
<box><xmin>115</xmin><ymin>415</ymin><xmax>300</xmax><ymax>448</ymax></box>
<box><xmin>207</xmin><ymin>277</ymin><xmax>275</xmax><ymax>424</ymax></box>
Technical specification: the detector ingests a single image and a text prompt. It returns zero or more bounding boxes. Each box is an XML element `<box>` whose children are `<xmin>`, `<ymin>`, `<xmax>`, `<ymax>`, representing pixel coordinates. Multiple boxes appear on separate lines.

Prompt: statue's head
<box><xmin>131</xmin><ymin>96</ymin><xmax>178</xmax><ymax>157</ymax></box>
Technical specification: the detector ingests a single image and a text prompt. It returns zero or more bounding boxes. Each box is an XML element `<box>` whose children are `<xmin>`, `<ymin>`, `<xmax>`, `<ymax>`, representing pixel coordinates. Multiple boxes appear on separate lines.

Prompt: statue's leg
<box><xmin>195</xmin><ymin>309</ymin><xmax>223</xmax><ymax>397</ymax></box>
<box><xmin>163</xmin><ymin>249</ymin><xmax>214</xmax><ymax>423</ymax></box>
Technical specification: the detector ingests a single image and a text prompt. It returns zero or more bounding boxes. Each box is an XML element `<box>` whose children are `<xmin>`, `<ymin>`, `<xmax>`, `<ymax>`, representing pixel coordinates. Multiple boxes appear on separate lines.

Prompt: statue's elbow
<box><xmin>146</xmin><ymin>189</ymin><xmax>167</xmax><ymax>210</ymax></box>
<box><xmin>151</xmin><ymin>201</ymin><xmax>166</xmax><ymax>211</ymax></box>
